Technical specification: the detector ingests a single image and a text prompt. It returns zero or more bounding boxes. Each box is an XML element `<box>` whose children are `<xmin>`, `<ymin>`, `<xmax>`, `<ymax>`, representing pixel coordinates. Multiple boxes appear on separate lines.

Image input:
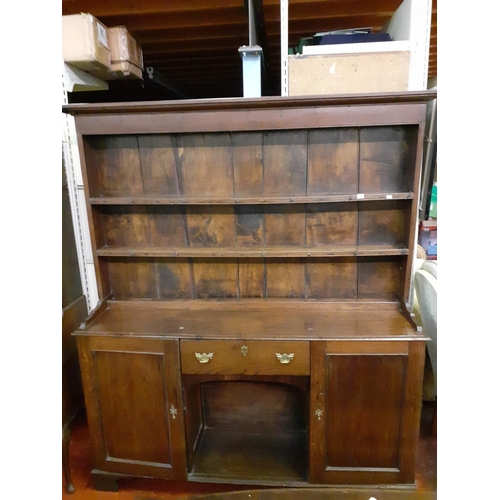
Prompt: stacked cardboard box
<box><xmin>106</xmin><ymin>27</ymin><xmax>144</xmax><ymax>79</ymax></box>
<box><xmin>62</xmin><ymin>13</ymin><xmax>111</xmax><ymax>72</ymax></box>
<box><xmin>62</xmin><ymin>14</ymin><xmax>143</xmax><ymax>81</ymax></box>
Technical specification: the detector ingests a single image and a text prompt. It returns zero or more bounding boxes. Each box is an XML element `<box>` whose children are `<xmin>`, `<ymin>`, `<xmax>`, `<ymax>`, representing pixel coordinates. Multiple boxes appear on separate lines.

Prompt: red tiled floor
<box><xmin>62</xmin><ymin>410</ymin><xmax>265</xmax><ymax>500</ymax></box>
<box><xmin>63</xmin><ymin>404</ymin><xmax>437</xmax><ymax>499</ymax></box>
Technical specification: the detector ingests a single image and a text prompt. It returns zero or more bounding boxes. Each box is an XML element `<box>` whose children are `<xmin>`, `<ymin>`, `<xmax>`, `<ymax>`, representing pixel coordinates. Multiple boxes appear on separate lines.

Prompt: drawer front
<box><xmin>180</xmin><ymin>340</ymin><xmax>310</xmax><ymax>375</ymax></box>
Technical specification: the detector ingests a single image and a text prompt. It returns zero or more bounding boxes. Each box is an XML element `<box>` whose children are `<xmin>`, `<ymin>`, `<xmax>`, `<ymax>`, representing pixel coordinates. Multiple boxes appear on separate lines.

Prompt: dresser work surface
<box><xmin>77</xmin><ymin>300</ymin><xmax>424</xmax><ymax>340</ymax></box>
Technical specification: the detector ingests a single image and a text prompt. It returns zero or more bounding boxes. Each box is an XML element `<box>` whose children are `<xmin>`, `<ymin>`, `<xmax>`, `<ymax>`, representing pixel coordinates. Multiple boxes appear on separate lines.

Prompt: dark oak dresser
<box><xmin>62</xmin><ymin>91</ymin><xmax>436</xmax><ymax>491</ymax></box>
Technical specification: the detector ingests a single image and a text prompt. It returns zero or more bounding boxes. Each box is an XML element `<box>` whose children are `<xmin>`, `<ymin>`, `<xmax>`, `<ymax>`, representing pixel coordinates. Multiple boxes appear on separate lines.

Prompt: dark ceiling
<box><xmin>62</xmin><ymin>0</ymin><xmax>437</xmax><ymax>103</ymax></box>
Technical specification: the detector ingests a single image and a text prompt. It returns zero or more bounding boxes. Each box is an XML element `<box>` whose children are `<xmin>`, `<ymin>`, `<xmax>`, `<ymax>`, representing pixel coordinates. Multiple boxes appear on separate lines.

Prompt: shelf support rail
<box><xmin>62</xmin><ymin>61</ymin><xmax>99</xmax><ymax>313</ymax></box>
<box><xmin>280</xmin><ymin>0</ymin><xmax>288</xmax><ymax>96</ymax></box>
<box><xmin>239</xmin><ymin>0</ymin><xmax>269</xmax><ymax>97</ymax></box>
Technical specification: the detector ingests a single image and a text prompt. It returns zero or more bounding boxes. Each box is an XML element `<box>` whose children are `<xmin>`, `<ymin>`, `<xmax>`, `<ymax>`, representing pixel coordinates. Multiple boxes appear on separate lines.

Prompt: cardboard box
<box><xmin>92</xmin><ymin>26</ymin><xmax>143</xmax><ymax>80</ymax></box>
<box><xmin>288</xmin><ymin>51</ymin><xmax>410</xmax><ymax>96</ymax></box>
<box><xmin>62</xmin><ymin>13</ymin><xmax>111</xmax><ymax>72</ymax></box>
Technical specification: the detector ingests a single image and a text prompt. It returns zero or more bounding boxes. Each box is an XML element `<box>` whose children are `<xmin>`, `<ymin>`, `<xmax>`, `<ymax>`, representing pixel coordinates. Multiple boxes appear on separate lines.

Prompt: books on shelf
<box><xmin>294</xmin><ymin>27</ymin><xmax>392</xmax><ymax>55</ymax></box>
<box><xmin>316</xmin><ymin>28</ymin><xmax>391</xmax><ymax>46</ymax></box>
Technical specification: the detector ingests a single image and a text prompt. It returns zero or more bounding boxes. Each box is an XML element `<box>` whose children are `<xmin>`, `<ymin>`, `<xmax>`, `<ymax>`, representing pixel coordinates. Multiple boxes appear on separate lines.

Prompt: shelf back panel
<box><xmin>95</xmin><ymin>201</ymin><xmax>411</xmax><ymax>252</ymax></box>
<box><xmin>83</xmin><ymin>126</ymin><xmax>418</xmax><ymax>200</ymax></box>
<box><xmin>102</xmin><ymin>256</ymin><xmax>405</xmax><ymax>301</ymax></box>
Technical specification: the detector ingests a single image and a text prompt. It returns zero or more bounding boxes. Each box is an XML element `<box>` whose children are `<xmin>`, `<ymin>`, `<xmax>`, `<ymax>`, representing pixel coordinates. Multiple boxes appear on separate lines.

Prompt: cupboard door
<box><xmin>77</xmin><ymin>336</ymin><xmax>187</xmax><ymax>480</ymax></box>
<box><xmin>309</xmin><ymin>341</ymin><xmax>425</xmax><ymax>485</ymax></box>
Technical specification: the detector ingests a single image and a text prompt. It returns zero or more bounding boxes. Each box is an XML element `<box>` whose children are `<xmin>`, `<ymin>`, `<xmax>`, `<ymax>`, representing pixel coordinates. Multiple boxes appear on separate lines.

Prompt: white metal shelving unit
<box><xmin>280</xmin><ymin>0</ymin><xmax>432</xmax><ymax>95</ymax></box>
<box><xmin>62</xmin><ymin>62</ymin><xmax>104</xmax><ymax>312</ymax></box>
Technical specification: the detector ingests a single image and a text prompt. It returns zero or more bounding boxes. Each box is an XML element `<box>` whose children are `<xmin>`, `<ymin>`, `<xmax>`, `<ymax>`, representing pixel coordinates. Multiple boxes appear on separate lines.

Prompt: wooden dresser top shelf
<box><xmin>62</xmin><ymin>90</ymin><xmax>438</xmax><ymax>115</ymax></box>
<box><xmin>75</xmin><ymin>300</ymin><xmax>426</xmax><ymax>341</ymax></box>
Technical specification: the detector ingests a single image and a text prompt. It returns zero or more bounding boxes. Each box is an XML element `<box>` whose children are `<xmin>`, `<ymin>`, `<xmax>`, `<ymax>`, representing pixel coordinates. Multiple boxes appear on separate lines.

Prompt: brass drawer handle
<box><xmin>276</xmin><ymin>353</ymin><xmax>294</xmax><ymax>364</ymax></box>
<box><xmin>195</xmin><ymin>352</ymin><xmax>213</xmax><ymax>363</ymax></box>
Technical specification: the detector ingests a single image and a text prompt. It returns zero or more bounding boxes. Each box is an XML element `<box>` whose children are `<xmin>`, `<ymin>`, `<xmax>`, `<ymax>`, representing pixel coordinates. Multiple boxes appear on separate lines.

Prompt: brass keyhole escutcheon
<box><xmin>170</xmin><ymin>404</ymin><xmax>178</xmax><ymax>419</ymax></box>
<box><xmin>241</xmin><ymin>345</ymin><xmax>248</xmax><ymax>356</ymax></box>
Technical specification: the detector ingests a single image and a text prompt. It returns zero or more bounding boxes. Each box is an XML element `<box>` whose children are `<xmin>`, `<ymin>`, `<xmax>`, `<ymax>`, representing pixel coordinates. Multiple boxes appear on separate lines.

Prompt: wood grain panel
<box><xmin>155</xmin><ymin>258</ymin><xmax>193</xmax><ymax>298</ymax></box>
<box><xmin>138</xmin><ymin>134</ymin><xmax>180</xmax><ymax>196</ymax></box>
<box><xmin>193</xmin><ymin>259</ymin><xmax>238</xmax><ymax>298</ymax></box>
<box><xmin>183</xmin><ymin>375</ymin><xmax>309</xmax><ymax>393</ymax></box>
<box><xmin>191</xmin><ymin>427</ymin><xmax>307</xmax><ymax>482</ymax></box>
<box><xmin>306</xmin><ymin>203</ymin><xmax>357</xmax><ymax>246</ymax></box>
<box><xmin>100</xmin><ymin>206</ymin><xmax>150</xmax><ymax>247</ymax></box>
<box><xmin>73</xmin><ymin>103</ymin><xmax>428</xmax><ymax>136</ymax></box>
<box><xmin>86</xmin><ymin>136</ymin><xmax>144</xmax><ymax>197</ymax></box>
<box><xmin>325</xmin><ymin>354</ymin><xmax>406</xmax><ymax>468</ymax></box>
<box><xmin>306</xmin><ymin>259</ymin><xmax>357</xmax><ymax>299</ymax></box>
<box><xmin>90</xmin><ymin>206</ymin><xmax>107</xmax><ymax>249</ymax></box>
<box><xmin>309</xmin><ymin>340</ymin><xmax>327</xmax><ymax>483</ymax></box>
<box><xmin>81</xmin><ymin>138</ymin><xmax>101</xmax><ymax>200</ymax></box>
<box><xmin>187</xmin><ymin>206</ymin><xmax>235</xmax><ymax>247</ymax></box>
<box><xmin>107</xmin><ymin>258</ymin><xmax>157</xmax><ymax>299</ymax></box>
<box><xmin>76</xmin><ymin>337</ymin><xmax>108</xmax><ymax>470</ymax></box>
<box><xmin>238</xmin><ymin>259</ymin><xmax>265</xmax><ymax>298</ymax></box>
<box><xmin>79</xmin><ymin>301</ymin><xmax>422</xmax><ymax>339</ymax></box>
<box><xmin>265</xmin><ymin>205</ymin><xmax>305</xmax><ymax>246</ymax></box>
<box><xmin>263</xmin><ymin>131</ymin><xmax>307</xmax><ymax>196</ymax></box>
<box><xmin>358</xmin><ymin>200</ymin><xmax>408</xmax><ymax>246</ymax></box>
<box><xmin>80</xmin><ymin>337</ymin><xmax>188</xmax><ymax>480</ymax></box>
<box><xmin>94</xmin><ymin>350</ymin><xmax>171</xmax><ymax>464</ymax></box>
<box><xmin>232</xmin><ymin>132</ymin><xmax>263</xmax><ymax>196</ymax></box>
<box><xmin>201</xmin><ymin>381</ymin><xmax>307</xmax><ymax>430</ymax></box>
<box><xmin>266</xmin><ymin>260</ymin><xmax>305</xmax><ymax>298</ymax></box>
<box><xmin>307</xmin><ymin>128</ymin><xmax>359</xmax><ymax>194</ymax></box>
<box><xmin>398</xmin><ymin>342</ymin><xmax>426</xmax><ymax>483</ymax></box>
<box><xmin>235</xmin><ymin>206</ymin><xmax>264</xmax><ymax>247</ymax></box>
<box><xmin>325</xmin><ymin>341</ymin><xmax>409</xmax><ymax>355</ymax></box>
<box><xmin>148</xmin><ymin>206</ymin><xmax>188</xmax><ymax>247</ymax></box>
<box><xmin>89</xmin><ymin>337</ymin><xmax>166</xmax><ymax>353</ymax></box>
<box><xmin>359</xmin><ymin>126</ymin><xmax>411</xmax><ymax>193</ymax></box>
<box><xmin>180</xmin><ymin>340</ymin><xmax>310</xmax><ymax>376</ymax></box>
<box><xmin>403</xmin><ymin>126</ymin><xmax>420</xmax><ymax>193</ymax></box>
<box><xmin>358</xmin><ymin>257</ymin><xmax>403</xmax><ymax>299</ymax></box>
<box><xmin>183</xmin><ymin>382</ymin><xmax>203</xmax><ymax>472</ymax></box>
<box><xmin>83</xmin><ymin>203</ymin><xmax>105</xmax><ymax>310</ymax></box>
<box><xmin>175</xmin><ymin>133</ymin><xmax>233</xmax><ymax>197</ymax></box>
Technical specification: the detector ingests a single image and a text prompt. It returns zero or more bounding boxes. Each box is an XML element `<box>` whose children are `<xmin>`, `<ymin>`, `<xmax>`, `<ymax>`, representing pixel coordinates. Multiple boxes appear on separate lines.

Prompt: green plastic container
<box><xmin>428</xmin><ymin>183</ymin><xmax>437</xmax><ymax>218</ymax></box>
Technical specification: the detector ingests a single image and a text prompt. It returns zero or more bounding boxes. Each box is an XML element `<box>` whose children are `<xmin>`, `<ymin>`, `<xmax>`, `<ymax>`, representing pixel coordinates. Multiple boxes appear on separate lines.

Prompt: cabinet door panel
<box><xmin>95</xmin><ymin>350</ymin><xmax>172</xmax><ymax>465</ymax></box>
<box><xmin>77</xmin><ymin>337</ymin><xmax>187</xmax><ymax>480</ymax></box>
<box><xmin>309</xmin><ymin>341</ymin><xmax>425</xmax><ymax>485</ymax></box>
<box><xmin>326</xmin><ymin>354</ymin><xmax>405</xmax><ymax>468</ymax></box>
